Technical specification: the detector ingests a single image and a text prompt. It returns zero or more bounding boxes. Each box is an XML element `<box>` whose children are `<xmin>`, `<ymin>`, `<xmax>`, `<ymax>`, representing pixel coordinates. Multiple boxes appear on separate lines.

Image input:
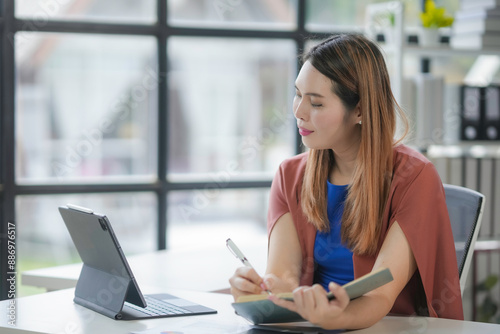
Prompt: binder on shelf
<box><xmin>460</xmin><ymin>85</ymin><xmax>500</xmax><ymax>141</ymax></box>
<box><xmin>484</xmin><ymin>85</ymin><xmax>500</xmax><ymax>140</ymax></box>
<box><xmin>460</xmin><ymin>86</ymin><xmax>482</xmax><ymax>140</ymax></box>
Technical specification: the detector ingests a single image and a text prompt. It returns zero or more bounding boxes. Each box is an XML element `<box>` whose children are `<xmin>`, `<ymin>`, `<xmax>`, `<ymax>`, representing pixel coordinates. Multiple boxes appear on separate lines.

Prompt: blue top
<box><xmin>313</xmin><ymin>181</ymin><xmax>354</xmax><ymax>290</ymax></box>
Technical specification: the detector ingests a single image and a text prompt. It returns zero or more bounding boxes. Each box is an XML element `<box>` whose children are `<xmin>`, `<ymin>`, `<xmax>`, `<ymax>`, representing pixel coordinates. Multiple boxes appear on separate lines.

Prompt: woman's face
<box><xmin>293</xmin><ymin>61</ymin><xmax>360</xmax><ymax>151</ymax></box>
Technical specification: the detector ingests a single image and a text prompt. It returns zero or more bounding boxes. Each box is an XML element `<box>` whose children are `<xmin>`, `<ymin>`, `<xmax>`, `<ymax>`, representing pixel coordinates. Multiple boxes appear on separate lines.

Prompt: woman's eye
<box><xmin>311</xmin><ymin>103</ymin><xmax>322</xmax><ymax>107</ymax></box>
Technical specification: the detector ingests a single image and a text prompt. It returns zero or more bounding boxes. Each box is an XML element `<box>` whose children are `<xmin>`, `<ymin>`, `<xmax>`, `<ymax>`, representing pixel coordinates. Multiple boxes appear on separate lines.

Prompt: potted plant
<box><xmin>419</xmin><ymin>0</ymin><xmax>454</xmax><ymax>46</ymax></box>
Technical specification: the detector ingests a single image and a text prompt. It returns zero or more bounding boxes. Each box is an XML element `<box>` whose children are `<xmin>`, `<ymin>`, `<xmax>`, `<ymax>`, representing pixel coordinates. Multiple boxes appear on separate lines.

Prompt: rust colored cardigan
<box><xmin>267</xmin><ymin>144</ymin><xmax>463</xmax><ymax>320</ymax></box>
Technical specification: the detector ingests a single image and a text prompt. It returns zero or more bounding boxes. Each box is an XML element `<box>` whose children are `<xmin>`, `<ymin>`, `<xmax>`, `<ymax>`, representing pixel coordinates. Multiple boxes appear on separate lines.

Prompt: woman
<box><xmin>229</xmin><ymin>34</ymin><xmax>463</xmax><ymax>330</ymax></box>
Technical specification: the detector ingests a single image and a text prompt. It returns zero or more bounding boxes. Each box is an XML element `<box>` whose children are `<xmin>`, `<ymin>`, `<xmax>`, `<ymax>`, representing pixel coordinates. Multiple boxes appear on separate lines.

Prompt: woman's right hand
<box><xmin>229</xmin><ymin>266</ymin><xmax>267</xmax><ymax>301</ymax></box>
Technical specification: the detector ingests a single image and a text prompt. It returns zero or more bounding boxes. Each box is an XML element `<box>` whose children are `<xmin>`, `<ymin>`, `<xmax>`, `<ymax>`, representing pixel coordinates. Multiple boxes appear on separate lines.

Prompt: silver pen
<box><xmin>226</xmin><ymin>238</ymin><xmax>271</xmax><ymax>295</ymax></box>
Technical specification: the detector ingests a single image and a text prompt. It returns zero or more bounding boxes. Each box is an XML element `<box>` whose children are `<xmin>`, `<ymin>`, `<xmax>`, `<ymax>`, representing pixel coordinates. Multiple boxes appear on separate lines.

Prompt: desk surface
<box><xmin>22</xmin><ymin>238</ymin><xmax>268</xmax><ymax>293</ymax></box>
<box><xmin>1</xmin><ymin>288</ymin><xmax>500</xmax><ymax>334</ymax></box>
<box><xmin>23</xmin><ymin>239</ymin><xmax>500</xmax><ymax>294</ymax></box>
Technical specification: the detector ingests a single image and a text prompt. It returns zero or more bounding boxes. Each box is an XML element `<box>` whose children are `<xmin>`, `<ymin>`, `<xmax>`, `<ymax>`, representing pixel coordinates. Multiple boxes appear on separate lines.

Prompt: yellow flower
<box><xmin>420</xmin><ymin>0</ymin><xmax>454</xmax><ymax>28</ymax></box>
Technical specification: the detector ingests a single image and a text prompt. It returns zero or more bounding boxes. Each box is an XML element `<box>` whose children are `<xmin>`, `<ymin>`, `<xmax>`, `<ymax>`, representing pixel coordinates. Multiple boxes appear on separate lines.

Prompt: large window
<box><xmin>16</xmin><ymin>33</ymin><xmax>158</xmax><ymax>183</ymax></box>
<box><xmin>167</xmin><ymin>37</ymin><xmax>296</xmax><ymax>177</ymax></box>
<box><xmin>1</xmin><ymin>0</ymin><xmax>439</xmax><ymax>299</ymax></box>
<box><xmin>1</xmin><ymin>0</ymin><xmax>322</xmax><ymax>299</ymax></box>
<box><xmin>15</xmin><ymin>0</ymin><xmax>157</xmax><ymax>23</ymax></box>
<box><xmin>168</xmin><ymin>0</ymin><xmax>298</xmax><ymax>29</ymax></box>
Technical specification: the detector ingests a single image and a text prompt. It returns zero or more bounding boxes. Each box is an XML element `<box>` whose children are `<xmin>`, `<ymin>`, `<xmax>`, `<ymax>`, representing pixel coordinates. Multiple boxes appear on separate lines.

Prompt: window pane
<box><xmin>15</xmin><ymin>0</ymin><xmax>156</xmax><ymax>23</ymax></box>
<box><xmin>168</xmin><ymin>189</ymin><xmax>268</xmax><ymax>250</ymax></box>
<box><xmin>305</xmin><ymin>0</ymin><xmax>459</xmax><ymax>33</ymax></box>
<box><xmin>15</xmin><ymin>33</ymin><xmax>158</xmax><ymax>184</ymax></box>
<box><xmin>168</xmin><ymin>37</ymin><xmax>296</xmax><ymax>180</ymax></box>
<box><xmin>306</xmin><ymin>0</ymin><xmax>420</xmax><ymax>32</ymax></box>
<box><xmin>168</xmin><ymin>0</ymin><xmax>297</xmax><ymax>30</ymax></box>
<box><xmin>17</xmin><ymin>192</ymin><xmax>157</xmax><ymax>296</ymax></box>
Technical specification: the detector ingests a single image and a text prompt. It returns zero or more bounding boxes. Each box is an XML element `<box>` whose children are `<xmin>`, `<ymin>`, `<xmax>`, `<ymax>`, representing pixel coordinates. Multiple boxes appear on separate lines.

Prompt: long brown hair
<box><xmin>300</xmin><ymin>34</ymin><xmax>407</xmax><ymax>256</ymax></box>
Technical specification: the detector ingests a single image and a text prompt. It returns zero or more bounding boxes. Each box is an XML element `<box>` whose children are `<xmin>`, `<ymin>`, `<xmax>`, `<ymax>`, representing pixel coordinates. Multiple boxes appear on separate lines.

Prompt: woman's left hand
<box><xmin>269</xmin><ymin>281</ymin><xmax>350</xmax><ymax>327</ymax></box>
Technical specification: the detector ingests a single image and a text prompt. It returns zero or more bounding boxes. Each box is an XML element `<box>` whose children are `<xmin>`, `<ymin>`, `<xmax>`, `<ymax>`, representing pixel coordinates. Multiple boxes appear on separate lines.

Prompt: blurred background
<box><xmin>2</xmin><ymin>0</ymin><xmax>500</xmax><ymax>322</ymax></box>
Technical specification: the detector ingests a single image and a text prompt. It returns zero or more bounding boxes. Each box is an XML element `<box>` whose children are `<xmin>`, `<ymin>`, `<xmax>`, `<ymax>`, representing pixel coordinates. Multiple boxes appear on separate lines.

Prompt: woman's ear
<box><xmin>355</xmin><ymin>103</ymin><xmax>362</xmax><ymax>124</ymax></box>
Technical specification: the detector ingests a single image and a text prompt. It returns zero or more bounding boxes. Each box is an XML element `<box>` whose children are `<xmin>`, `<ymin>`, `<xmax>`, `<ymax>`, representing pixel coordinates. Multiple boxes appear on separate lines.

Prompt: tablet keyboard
<box><xmin>125</xmin><ymin>296</ymin><xmax>193</xmax><ymax>316</ymax></box>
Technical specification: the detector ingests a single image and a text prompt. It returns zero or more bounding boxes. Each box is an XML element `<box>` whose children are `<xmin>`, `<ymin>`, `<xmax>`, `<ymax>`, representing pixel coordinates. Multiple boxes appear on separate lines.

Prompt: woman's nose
<box><xmin>293</xmin><ymin>98</ymin><xmax>307</xmax><ymax>120</ymax></box>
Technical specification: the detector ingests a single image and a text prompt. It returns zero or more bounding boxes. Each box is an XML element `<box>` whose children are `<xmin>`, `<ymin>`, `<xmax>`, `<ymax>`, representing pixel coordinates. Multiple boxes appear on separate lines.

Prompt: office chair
<box><xmin>444</xmin><ymin>184</ymin><xmax>485</xmax><ymax>296</ymax></box>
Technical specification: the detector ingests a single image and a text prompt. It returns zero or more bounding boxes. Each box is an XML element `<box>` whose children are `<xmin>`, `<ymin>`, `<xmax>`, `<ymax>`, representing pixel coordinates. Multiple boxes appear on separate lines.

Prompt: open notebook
<box><xmin>232</xmin><ymin>267</ymin><xmax>393</xmax><ymax>324</ymax></box>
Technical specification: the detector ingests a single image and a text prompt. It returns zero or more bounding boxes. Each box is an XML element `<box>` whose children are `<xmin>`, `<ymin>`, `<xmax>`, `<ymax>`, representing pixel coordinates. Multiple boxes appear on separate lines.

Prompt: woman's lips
<box><xmin>298</xmin><ymin>127</ymin><xmax>314</xmax><ymax>136</ymax></box>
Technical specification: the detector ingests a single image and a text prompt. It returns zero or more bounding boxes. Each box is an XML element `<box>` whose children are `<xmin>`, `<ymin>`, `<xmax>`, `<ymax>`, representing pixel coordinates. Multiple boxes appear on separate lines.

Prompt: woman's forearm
<box><xmin>321</xmin><ymin>292</ymin><xmax>393</xmax><ymax>330</ymax></box>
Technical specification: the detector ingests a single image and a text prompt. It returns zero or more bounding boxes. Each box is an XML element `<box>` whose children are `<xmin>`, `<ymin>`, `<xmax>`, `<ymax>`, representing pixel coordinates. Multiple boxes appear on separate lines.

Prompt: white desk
<box><xmin>22</xmin><ymin>238</ymin><xmax>268</xmax><ymax>293</ymax></box>
<box><xmin>23</xmin><ymin>240</ymin><xmax>498</xmax><ymax>294</ymax></box>
<box><xmin>1</xmin><ymin>288</ymin><xmax>500</xmax><ymax>334</ymax></box>
<box><xmin>23</xmin><ymin>240</ymin><xmax>499</xmax><ymax>292</ymax></box>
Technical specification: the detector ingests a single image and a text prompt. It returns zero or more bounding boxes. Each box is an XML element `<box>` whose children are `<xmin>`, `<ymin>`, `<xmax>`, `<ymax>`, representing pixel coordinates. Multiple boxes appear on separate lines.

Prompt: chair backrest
<box><xmin>443</xmin><ymin>184</ymin><xmax>485</xmax><ymax>296</ymax></box>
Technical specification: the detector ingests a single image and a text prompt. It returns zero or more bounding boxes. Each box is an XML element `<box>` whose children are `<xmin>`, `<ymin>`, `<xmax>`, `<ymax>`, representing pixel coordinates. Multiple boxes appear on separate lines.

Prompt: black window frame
<box><xmin>0</xmin><ymin>0</ymin><xmax>338</xmax><ymax>299</ymax></box>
